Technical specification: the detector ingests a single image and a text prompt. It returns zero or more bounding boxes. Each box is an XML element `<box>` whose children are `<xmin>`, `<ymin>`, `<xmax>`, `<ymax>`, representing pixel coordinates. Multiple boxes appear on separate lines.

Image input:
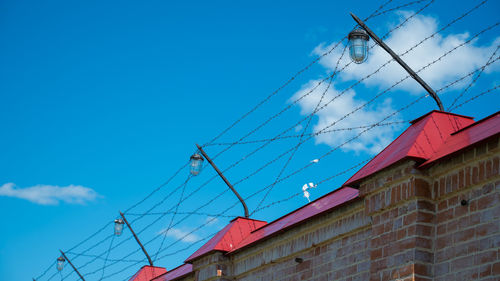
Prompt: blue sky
<box><xmin>1</xmin><ymin>0</ymin><xmax>499</xmax><ymax>280</ymax></box>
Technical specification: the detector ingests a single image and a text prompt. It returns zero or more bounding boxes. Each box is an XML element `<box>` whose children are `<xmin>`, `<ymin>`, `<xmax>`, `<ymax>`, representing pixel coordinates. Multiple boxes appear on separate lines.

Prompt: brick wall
<box><xmin>181</xmin><ymin>136</ymin><xmax>500</xmax><ymax>281</ymax></box>
<box><xmin>230</xmin><ymin>200</ymin><xmax>369</xmax><ymax>281</ymax></box>
<box><xmin>430</xmin><ymin>138</ymin><xmax>500</xmax><ymax>281</ymax></box>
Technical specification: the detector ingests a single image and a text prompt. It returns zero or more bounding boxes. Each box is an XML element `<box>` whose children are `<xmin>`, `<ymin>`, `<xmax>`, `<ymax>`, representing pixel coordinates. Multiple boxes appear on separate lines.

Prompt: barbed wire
<box><xmin>202</xmin><ymin>0</ymin><xmax>395</xmax><ymax>148</ymax></box>
<box><xmin>252</xmin><ymin>43</ymin><xmax>349</xmax><ymax>214</ymax></box>
<box><xmin>149</xmin><ymin>91</ymin><xmax>434</xmax><ymax>263</ymax></box>
<box><xmin>125</xmin><ymin>211</ymin><xmax>238</xmax><ymax>218</ymax></box>
<box><xmin>153</xmin><ymin>175</ymin><xmax>192</xmax><ymax>261</ymax></box>
<box><xmin>106</xmin><ymin>9</ymin><xmax>500</xmax><ymax>269</ymax></box>
<box><xmin>435</xmin><ymin>56</ymin><xmax>500</xmax><ymax>93</ymax></box>
<box><xmin>33</xmin><ymin>1</ymin><xmax>495</xmax><ymax>279</ymax></box>
<box><xmin>144</xmin><ymin>50</ymin><xmax>500</xmax><ymax>270</ymax></box>
<box><xmin>448</xmin><ymin>45</ymin><xmax>500</xmax><ymax>110</ymax></box>
<box><xmin>371</xmin><ymin>0</ymin><xmax>431</xmax><ymax>19</ymax></box>
<box><xmin>251</xmin><ymin>158</ymin><xmax>372</xmax><ymax>214</ymax></box>
<box><xmin>450</xmin><ymin>84</ymin><xmax>499</xmax><ymax>111</ymax></box>
<box><xmin>205</xmin><ymin>120</ymin><xmax>408</xmax><ymax>146</ymax></box>
<box><xmin>41</xmin><ymin>3</ymin><xmax>428</xmax><ymax>273</ymax></box>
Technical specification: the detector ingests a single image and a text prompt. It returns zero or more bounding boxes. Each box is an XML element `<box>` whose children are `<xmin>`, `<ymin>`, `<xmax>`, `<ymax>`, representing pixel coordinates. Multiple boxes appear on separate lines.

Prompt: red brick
<box><xmin>437</xmin><ymin>225</ymin><xmax>446</xmax><ymax>236</ymax></box>
<box><xmin>475</xmin><ymin>250</ymin><xmax>497</xmax><ymax>264</ymax></box>
<box><xmin>454</xmin><ymin>228</ymin><xmax>475</xmax><ymax>243</ymax></box>
<box><xmin>472</xmin><ymin>166</ymin><xmax>479</xmax><ymax>185</ymax></box>
<box><xmin>438</xmin><ymin>200</ymin><xmax>447</xmax><ymax>211</ymax></box>
<box><xmin>404</xmin><ymin>212</ymin><xmax>417</xmax><ymax>225</ymax></box>
<box><xmin>452</xmin><ymin>174</ymin><xmax>458</xmax><ymax>192</ymax></box>
<box><xmin>371</xmin><ymin>248</ymin><xmax>382</xmax><ymax>260</ymax></box>
<box><xmin>486</xmin><ymin>160</ymin><xmax>493</xmax><ymax>179</ymax></box>
<box><xmin>399</xmin><ymin>264</ymin><xmax>413</xmax><ymax>277</ymax></box>
<box><xmin>477</xmin><ymin>193</ymin><xmax>497</xmax><ymax>211</ymax></box>
<box><xmin>493</xmin><ymin>262</ymin><xmax>500</xmax><ymax>274</ymax></box>
<box><xmin>458</xmin><ymin>169</ymin><xmax>465</xmax><ymax>189</ymax></box>
<box><xmin>476</xmin><ymin>222</ymin><xmax>499</xmax><ymax>237</ymax></box>
<box><xmin>439</xmin><ymin>177</ymin><xmax>445</xmax><ymax>197</ymax></box>
<box><xmin>417</xmin><ymin>211</ymin><xmax>434</xmax><ymax>224</ymax></box>
<box><xmin>465</xmin><ymin>166</ymin><xmax>472</xmax><ymax>186</ymax></box>
<box><xmin>480</xmin><ymin>264</ymin><xmax>492</xmax><ymax>277</ymax></box>
<box><xmin>415</xmin><ymin>178</ymin><xmax>431</xmax><ymax>198</ymax></box>
<box><xmin>454</xmin><ymin>205</ymin><xmax>468</xmax><ymax>217</ymax></box>
<box><xmin>414</xmin><ymin>263</ymin><xmax>432</xmax><ymax>276</ymax></box>
<box><xmin>493</xmin><ymin>156</ymin><xmax>499</xmax><ymax>176</ymax></box>
<box><xmin>452</xmin><ymin>255</ymin><xmax>474</xmax><ymax>271</ymax></box>
<box><xmin>479</xmin><ymin>161</ymin><xmax>485</xmax><ymax>182</ymax></box>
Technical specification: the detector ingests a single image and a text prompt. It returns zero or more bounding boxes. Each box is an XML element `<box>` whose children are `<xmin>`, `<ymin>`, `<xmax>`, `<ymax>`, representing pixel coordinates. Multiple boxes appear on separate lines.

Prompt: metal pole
<box><xmin>350</xmin><ymin>12</ymin><xmax>445</xmax><ymax>111</ymax></box>
<box><xmin>119</xmin><ymin>211</ymin><xmax>154</xmax><ymax>266</ymax></box>
<box><xmin>196</xmin><ymin>144</ymin><xmax>250</xmax><ymax>218</ymax></box>
<box><xmin>59</xmin><ymin>250</ymin><xmax>86</xmax><ymax>281</ymax></box>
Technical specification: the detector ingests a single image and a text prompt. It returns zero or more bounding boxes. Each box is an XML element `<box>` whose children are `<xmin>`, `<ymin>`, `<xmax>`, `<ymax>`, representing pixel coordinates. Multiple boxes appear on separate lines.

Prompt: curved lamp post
<box><xmin>348</xmin><ymin>12</ymin><xmax>444</xmax><ymax>111</ymax></box>
<box><xmin>117</xmin><ymin>211</ymin><xmax>154</xmax><ymax>266</ymax></box>
<box><xmin>190</xmin><ymin>144</ymin><xmax>249</xmax><ymax>218</ymax></box>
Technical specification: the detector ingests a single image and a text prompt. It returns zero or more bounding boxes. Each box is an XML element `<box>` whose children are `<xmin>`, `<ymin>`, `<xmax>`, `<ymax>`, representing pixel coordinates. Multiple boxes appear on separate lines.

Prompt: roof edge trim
<box><xmin>410</xmin><ymin>110</ymin><xmax>473</xmax><ymax>124</ymax></box>
<box><xmin>450</xmin><ymin>110</ymin><xmax>500</xmax><ymax>136</ymax></box>
<box><xmin>229</xmin><ymin>192</ymin><xmax>360</xmax><ymax>255</ymax></box>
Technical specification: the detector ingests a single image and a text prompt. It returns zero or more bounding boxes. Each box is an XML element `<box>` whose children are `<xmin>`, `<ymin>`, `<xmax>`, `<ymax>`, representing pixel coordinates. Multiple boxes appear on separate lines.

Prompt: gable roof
<box><xmin>128</xmin><ymin>266</ymin><xmax>166</xmax><ymax>281</ymax></box>
<box><xmin>343</xmin><ymin>111</ymin><xmax>475</xmax><ymax>186</ymax></box>
<box><xmin>420</xmin><ymin>111</ymin><xmax>500</xmax><ymax>167</ymax></box>
<box><xmin>185</xmin><ymin>217</ymin><xmax>267</xmax><ymax>263</ymax></box>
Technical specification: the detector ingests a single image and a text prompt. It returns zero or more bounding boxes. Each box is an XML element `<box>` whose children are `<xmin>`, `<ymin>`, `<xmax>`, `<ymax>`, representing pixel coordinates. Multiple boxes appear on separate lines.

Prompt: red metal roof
<box><xmin>185</xmin><ymin>217</ymin><xmax>267</xmax><ymax>262</ymax></box>
<box><xmin>420</xmin><ymin>111</ymin><xmax>500</xmax><ymax>167</ymax></box>
<box><xmin>128</xmin><ymin>265</ymin><xmax>166</xmax><ymax>281</ymax></box>
<box><xmin>151</xmin><ymin>264</ymin><xmax>192</xmax><ymax>281</ymax></box>
<box><xmin>343</xmin><ymin>111</ymin><xmax>474</xmax><ymax>186</ymax></box>
<box><xmin>229</xmin><ymin>187</ymin><xmax>359</xmax><ymax>254</ymax></box>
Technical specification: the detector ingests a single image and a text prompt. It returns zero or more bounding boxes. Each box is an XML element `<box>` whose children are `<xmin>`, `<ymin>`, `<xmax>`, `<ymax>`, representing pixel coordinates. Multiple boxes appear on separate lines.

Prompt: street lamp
<box><xmin>191</xmin><ymin>144</ymin><xmax>250</xmax><ymax>217</ymax></box>
<box><xmin>348</xmin><ymin>29</ymin><xmax>370</xmax><ymax>64</ymax></box>
<box><xmin>56</xmin><ymin>256</ymin><xmax>65</xmax><ymax>271</ymax></box>
<box><xmin>189</xmin><ymin>153</ymin><xmax>204</xmax><ymax>176</ymax></box>
<box><xmin>348</xmin><ymin>12</ymin><xmax>444</xmax><ymax>111</ymax></box>
<box><xmin>114</xmin><ymin>218</ymin><xmax>125</xmax><ymax>236</ymax></box>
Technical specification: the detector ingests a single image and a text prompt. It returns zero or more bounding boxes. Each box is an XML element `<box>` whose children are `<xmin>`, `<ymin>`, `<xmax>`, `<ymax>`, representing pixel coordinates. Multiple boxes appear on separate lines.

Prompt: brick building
<box><xmin>130</xmin><ymin>110</ymin><xmax>500</xmax><ymax>281</ymax></box>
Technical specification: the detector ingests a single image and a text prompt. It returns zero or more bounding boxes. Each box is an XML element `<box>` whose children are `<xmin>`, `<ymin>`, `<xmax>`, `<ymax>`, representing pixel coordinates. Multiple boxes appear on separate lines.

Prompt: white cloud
<box><xmin>292</xmin><ymin>12</ymin><xmax>499</xmax><ymax>154</ymax></box>
<box><xmin>160</xmin><ymin>228</ymin><xmax>200</xmax><ymax>243</ymax></box>
<box><xmin>314</xmin><ymin>12</ymin><xmax>500</xmax><ymax>93</ymax></box>
<box><xmin>205</xmin><ymin>216</ymin><xmax>218</xmax><ymax>226</ymax></box>
<box><xmin>291</xmin><ymin>80</ymin><xmax>402</xmax><ymax>155</ymax></box>
<box><xmin>0</xmin><ymin>183</ymin><xmax>100</xmax><ymax>205</ymax></box>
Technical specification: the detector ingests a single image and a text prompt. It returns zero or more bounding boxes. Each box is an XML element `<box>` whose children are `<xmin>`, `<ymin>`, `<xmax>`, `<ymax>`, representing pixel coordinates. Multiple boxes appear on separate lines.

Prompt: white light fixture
<box><xmin>114</xmin><ymin>218</ymin><xmax>125</xmax><ymax>236</ymax></box>
<box><xmin>56</xmin><ymin>256</ymin><xmax>65</xmax><ymax>271</ymax></box>
<box><xmin>189</xmin><ymin>153</ymin><xmax>204</xmax><ymax>176</ymax></box>
<box><xmin>348</xmin><ymin>29</ymin><xmax>370</xmax><ymax>64</ymax></box>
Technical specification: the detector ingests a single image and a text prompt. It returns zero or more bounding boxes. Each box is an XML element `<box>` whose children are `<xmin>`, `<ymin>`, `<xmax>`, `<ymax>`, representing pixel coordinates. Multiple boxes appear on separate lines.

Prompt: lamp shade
<box><xmin>348</xmin><ymin>29</ymin><xmax>369</xmax><ymax>64</ymax></box>
<box><xmin>56</xmin><ymin>256</ymin><xmax>65</xmax><ymax>271</ymax></box>
<box><xmin>114</xmin><ymin>218</ymin><xmax>125</xmax><ymax>236</ymax></box>
<box><xmin>189</xmin><ymin>153</ymin><xmax>204</xmax><ymax>176</ymax></box>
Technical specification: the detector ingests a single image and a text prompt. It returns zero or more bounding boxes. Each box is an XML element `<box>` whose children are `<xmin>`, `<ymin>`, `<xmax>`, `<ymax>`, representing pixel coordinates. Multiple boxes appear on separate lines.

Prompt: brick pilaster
<box><xmin>361</xmin><ymin>162</ymin><xmax>435</xmax><ymax>281</ymax></box>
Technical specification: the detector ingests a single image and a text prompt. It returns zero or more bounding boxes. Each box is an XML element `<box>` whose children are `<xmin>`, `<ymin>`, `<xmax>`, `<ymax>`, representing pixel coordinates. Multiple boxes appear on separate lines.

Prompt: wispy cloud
<box><xmin>0</xmin><ymin>183</ymin><xmax>100</xmax><ymax>205</ymax></box>
<box><xmin>293</xmin><ymin>12</ymin><xmax>499</xmax><ymax>154</ymax></box>
<box><xmin>160</xmin><ymin>228</ymin><xmax>200</xmax><ymax>243</ymax></box>
<box><xmin>205</xmin><ymin>216</ymin><xmax>218</xmax><ymax>226</ymax></box>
